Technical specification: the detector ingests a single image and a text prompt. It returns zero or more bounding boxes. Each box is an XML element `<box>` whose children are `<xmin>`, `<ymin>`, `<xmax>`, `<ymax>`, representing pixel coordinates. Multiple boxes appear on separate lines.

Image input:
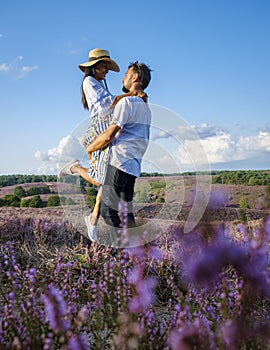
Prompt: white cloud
<box><xmin>0</xmin><ymin>63</ymin><xmax>9</xmax><ymax>72</ymax></box>
<box><xmin>48</xmin><ymin>134</ymin><xmax>84</xmax><ymax>161</ymax></box>
<box><xmin>35</xmin><ymin>126</ymin><xmax>270</xmax><ymax>175</ymax></box>
<box><xmin>35</xmin><ymin>134</ymin><xmax>85</xmax><ymax>173</ymax></box>
<box><xmin>0</xmin><ymin>55</ymin><xmax>38</xmax><ymax>78</ymax></box>
<box><xmin>34</xmin><ymin>150</ymin><xmax>50</xmax><ymax>162</ymax></box>
<box><xmin>150</xmin><ymin>121</ymin><xmax>270</xmax><ymax>171</ymax></box>
<box><xmin>17</xmin><ymin>65</ymin><xmax>39</xmax><ymax>79</ymax></box>
<box><xmin>175</xmin><ymin>130</ymin><xmax>270</xmax><ymax>167</ymax></box>
<box><xmin>0</xmin><ymin>56</ymin><xmax>23</xmax><ymax>72</ymax></box>
<box><xmin>152</xmin><ymin>123</ymin><xmax>224</xmax><ymax>142</ymax></box>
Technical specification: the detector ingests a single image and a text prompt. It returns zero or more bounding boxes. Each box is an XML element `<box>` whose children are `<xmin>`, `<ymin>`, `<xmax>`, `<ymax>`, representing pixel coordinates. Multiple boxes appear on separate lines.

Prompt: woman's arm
<box><xmin>111</xmin><ymin>83</ymin><xmax>147</xmax><ymax>107</ymax></box>
<box><xmin>111</xmin><ymin>92</ymin><xmax>134</xmax><ymax>107</ymax></box>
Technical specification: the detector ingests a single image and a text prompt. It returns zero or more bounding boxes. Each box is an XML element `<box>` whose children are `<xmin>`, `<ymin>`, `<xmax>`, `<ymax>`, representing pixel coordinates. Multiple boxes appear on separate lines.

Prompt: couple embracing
<box><xmin>60</xmin><ymin>48</ymin><xmax>152</xmax><ymax>242</ymax></box>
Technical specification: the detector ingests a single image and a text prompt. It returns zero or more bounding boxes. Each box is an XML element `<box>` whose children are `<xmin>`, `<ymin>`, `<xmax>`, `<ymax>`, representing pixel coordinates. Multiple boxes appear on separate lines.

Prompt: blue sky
<box><xmin>0</xmin><ymin>0</ymin><xmax>269</xmax><ymax>174</ymax></box>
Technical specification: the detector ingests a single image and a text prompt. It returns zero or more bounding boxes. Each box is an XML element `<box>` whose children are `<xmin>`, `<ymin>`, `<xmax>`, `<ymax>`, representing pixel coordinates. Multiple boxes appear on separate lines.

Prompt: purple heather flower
<box><xmin>68</xmin><ymin>334</ymin><xmax>90</xmax><ymax>350</ymax></box>
<box><xmin>41</xmin><ymin>285</ymin><xmax>70</xmax><ymax>333</ymax></box>
<box><xmin>167</xmin><ymin>329</ymin><xmax>190</xmax><ymax>350</ymax></box>
<box><xmin>208</xmin><ymin>190</ymin><xmax>229</xmax><ymax>208</ymax></box>
<box><xmin>220</xmin><ymin>320</ymin><xmax>238</xmax><ymax>349</ymax></box>
<box><xmin>148</xmin><ymin>246</ymin><xmax>163</xmax><ymax>260</ymax></box>
<box><xmin>129</xmin><ymin>276</ymin><xmax>157</xmax><ymax>313</ymax></box>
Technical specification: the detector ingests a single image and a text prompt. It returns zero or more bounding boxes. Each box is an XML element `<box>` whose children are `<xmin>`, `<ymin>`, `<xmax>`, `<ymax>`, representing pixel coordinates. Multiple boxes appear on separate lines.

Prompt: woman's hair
<box><xmin>128</xmin><ymin>61</ymin><xmax>152</xmax><ymax>90</ymax></box>
<box><xmin>81</xmin><ymin>66</ymin><xmax>95</xmax><ymax>110</ymax></box>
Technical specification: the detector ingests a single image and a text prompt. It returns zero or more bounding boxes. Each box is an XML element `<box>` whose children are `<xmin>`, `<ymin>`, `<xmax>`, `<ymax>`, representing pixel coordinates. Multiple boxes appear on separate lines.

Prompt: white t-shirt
<box><xmin>83</xmin><ymin>76</ymin><xmax>115</xmax><ymax>119</ymax></box>
<box><xmin>110</xmin><ymin>96</ymin><xmax>151</xmax><ymax>178</ymax></box>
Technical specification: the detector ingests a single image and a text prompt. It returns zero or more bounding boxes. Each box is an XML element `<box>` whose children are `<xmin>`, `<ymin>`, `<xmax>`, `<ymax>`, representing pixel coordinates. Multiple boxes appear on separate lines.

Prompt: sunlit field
<box><xmin>0</xmin><ymin>174</ymin><xmax>269</xmax><ymax>349</ymax></box>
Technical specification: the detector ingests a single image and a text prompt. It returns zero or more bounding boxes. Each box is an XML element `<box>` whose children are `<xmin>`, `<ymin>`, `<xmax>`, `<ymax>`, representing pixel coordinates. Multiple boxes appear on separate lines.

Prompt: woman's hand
<box><xmin>130</xmin><ymin>82</ymin><xmax>148</xmax><ymax>102</ymax></box>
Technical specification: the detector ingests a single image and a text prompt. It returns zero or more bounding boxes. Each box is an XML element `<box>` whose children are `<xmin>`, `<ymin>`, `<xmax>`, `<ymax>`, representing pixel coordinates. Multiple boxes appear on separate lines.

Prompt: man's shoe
<box><xmin>84</xmin><ymin>214</ymin><xmax>98</xmax><ymax>242</ymax></box>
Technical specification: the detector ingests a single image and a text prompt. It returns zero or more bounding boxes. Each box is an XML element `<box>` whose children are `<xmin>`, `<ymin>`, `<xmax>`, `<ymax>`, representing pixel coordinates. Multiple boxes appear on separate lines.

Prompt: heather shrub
<box><xmin>0</xmin><ymin>198</ymin><xmax>269</xmax><ymax>349</ymax></box>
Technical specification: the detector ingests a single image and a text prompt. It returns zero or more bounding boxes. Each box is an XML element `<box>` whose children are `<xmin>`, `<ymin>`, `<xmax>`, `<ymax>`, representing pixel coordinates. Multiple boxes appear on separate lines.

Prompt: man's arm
<box><xmin>86</xmin><ymin>123</ymin><xmax>121</xmax><ymax>158</ymax></box>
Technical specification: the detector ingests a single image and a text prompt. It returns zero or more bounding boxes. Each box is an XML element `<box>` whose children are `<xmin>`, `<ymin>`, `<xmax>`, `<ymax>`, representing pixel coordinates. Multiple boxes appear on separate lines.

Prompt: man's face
<box><xmin>122</xmin><ymin>68</ymin><xmax>135</xmax><ymax>92</ymax></box>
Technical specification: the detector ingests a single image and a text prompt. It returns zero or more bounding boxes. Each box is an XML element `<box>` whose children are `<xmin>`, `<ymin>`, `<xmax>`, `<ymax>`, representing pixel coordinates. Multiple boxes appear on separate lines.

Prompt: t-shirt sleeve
<box><xmin>83</xmin><ymin>77</ymin><xmax>116</xmax><ymax>115</ymax></box>
<box><xmin>111</xmin><ymin>98</ymin><xmax>131</xmax><ymax>128</ymax></box>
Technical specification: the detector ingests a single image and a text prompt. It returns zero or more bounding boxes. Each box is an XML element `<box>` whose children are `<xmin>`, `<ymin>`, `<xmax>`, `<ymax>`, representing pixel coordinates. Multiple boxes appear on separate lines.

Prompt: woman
<box><xmin>60</xmin><ymin>48</ymin><xmax>144</xmax><ymax>240</ymax></box>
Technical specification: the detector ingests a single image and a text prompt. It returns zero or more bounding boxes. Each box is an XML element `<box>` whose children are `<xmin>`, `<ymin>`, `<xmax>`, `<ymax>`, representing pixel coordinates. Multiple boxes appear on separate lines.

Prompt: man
<box><xmin>86</xmin><ymin>61</ymin><xmax>151</xmax><ymax>229</ymax></box>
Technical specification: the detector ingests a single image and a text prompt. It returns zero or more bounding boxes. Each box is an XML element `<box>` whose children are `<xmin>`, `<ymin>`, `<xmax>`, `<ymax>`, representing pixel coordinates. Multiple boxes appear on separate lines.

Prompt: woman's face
<box><xmin>94</xmin><ymin>61</ymin><xmax>109</xmax><ymax>81</ymax></box>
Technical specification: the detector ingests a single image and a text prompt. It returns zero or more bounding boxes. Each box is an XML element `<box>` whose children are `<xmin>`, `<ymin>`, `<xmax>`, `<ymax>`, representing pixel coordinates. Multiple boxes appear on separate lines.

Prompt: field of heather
<box><xmin>0</xmin><ymin>177</ymin><xmax>269</xmax><ymax>349</ymax></box>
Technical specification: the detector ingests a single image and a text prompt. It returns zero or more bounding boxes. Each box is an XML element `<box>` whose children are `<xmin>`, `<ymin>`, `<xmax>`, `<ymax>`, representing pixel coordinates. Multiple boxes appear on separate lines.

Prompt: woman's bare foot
<box><xmin>70</xmin><ymin>164</ymin><xmax>80</xmax><ymax>174</ymax></box>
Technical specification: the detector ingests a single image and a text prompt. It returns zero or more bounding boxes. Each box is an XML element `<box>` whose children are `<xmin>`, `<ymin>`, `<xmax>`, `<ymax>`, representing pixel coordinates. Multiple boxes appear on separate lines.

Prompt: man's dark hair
<box><xmin>129</xmin><ymin>61</ymin><xmax>152</xmax><ymax>90</ymax></box>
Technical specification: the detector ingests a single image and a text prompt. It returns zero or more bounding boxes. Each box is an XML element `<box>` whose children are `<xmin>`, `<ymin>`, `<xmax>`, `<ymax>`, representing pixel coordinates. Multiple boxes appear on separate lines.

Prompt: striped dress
<box><xmin>81</xmin><ymin>76</ymin><xmax>115</xmax><ymax>184</ymax></box>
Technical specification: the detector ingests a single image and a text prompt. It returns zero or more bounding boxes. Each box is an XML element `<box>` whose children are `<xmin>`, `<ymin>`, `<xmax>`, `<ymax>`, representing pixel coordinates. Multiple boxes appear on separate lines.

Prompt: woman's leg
<box><xmin>70</xmin><ymin>164</ymin><xmax>100</xmax><ymax>187</ymax></box>
<box><xmin>90</xmin><ymin>186</ymin><xmax>102</xmax><ymax>225</ymax></box>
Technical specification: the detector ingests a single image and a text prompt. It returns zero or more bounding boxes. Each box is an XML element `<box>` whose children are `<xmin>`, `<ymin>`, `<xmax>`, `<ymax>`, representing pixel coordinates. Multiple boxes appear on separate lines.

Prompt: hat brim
<box><xmin>79</xmin><ymin>57</ymin><xmax>120</xmax><ymax>72</ymax></box>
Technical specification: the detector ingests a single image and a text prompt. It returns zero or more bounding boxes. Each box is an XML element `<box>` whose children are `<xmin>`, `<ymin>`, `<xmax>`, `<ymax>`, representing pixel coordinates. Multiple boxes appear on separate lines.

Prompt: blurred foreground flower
<box><xmin>41</xmin><ymin>285</ymin><xmax>71</xmax><ymax>334</ymax></box>
<box><xmin>187</xmin><ymin>223</ymin><xmax>270</xmax><ymax>298</ymax></box>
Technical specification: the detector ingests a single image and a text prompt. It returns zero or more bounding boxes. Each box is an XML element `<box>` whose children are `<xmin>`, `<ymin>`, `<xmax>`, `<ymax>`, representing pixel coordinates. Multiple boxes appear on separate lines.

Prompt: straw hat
<box><xmin>78</xmin><ymin>48</ymin><xmax>120</xmax><ymax>72</ymax></box>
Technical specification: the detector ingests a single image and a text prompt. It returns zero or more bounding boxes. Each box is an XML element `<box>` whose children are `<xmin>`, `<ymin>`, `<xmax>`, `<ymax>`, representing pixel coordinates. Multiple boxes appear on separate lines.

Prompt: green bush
<box><xmin>47</xmin><ymin>195</ymin><xmax>61</xmax><ymax>207</ymax></box>
<box><xmin>239</xmin><ymin>193</ymin><xmax>250</xmax><ymax>209</ymax></box>
<box><xmin>135</xmin><ymin>184</ymin><xmax>150</xmax><ymax>203</ymax></box>
<box><xmin>238</xmin><ymin>209</ymin><xmax>247</xmax><ymax>223</ymax></box>
<box><xmin>20</xmin><ymin>195</ymin><xmax>44</xmax><ymax>208</ymax></box>
<box><xmin>60</xmin><ymin>196</ymin><xmax>76</xmax><ymax>206</ymax></box>
<box><xmin>3</xmin><ymin>194</ymin><xmax>21</xmax><ymax>207</ymax></box>
<box><xmin>157</xmin><ymin>196</ymin><xmax>165</xmax><ymax>203</ymax></box>
<box><xmin>150</xmin><ymin>181</ymin><xmax>166</xmax><ymax>190</ymax></box>
<box><xmin>86</xmin><ymin>187</ymin><xmax>98</xmax><ymax>208</ymax></box>
<box><xmin>14</xmin><ymin>186</ymin><xmax>26</xmax><ymax>198</ymax></box>
<box><xmin>26</xmin><ymin>186</ymin><xmax>51</xmax><ymax>196</ymax></box>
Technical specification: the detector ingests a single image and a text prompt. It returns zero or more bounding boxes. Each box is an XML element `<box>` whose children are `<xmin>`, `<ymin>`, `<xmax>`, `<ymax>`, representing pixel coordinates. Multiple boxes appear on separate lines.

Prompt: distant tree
<box><xmin>150</xmin><ymin>181</ymin><xmax>166</xmax><ymax>190</ymax></box>
<box><xmin>239</xmin><ymin>193</ymin><xmax>250</xmax><ymax>209</ymax></box>
<box><xmin>0</xmin><ymin>174</ymin><xmax>58</xmax><ymax>188</ymax></box>
<box><xmin>61</xmin><ymin>197</ymin><xmax>75</xmax><ymax>205</ymax></box>
<box><xmin>21</xmin><ymin>195</ymin><xmax>44</xmax><ymax>208</ymax></box>
<box><xmin>248</xmin><ymin>176</ymin><xmax>259</xmax><ymax>186</ymax></box>
<box><xmin>86</xmin><ymin>187</ymin><xmax>98</xmax><ymax>208</ymax></box>
<box><xmin>47</xmin><ymin>195</ymin><xmax>61</xmax><ymax>207</ymax></box>
<box><xmin>134</xmin><ymin>183</ymin><xmax>150</xmax><ymax>203</ymax></box>
<box><xmin>212</xmin><ymin>175</ymin><xmax>222</xmax><ymax>184</ymax></box>
<box><xmin>3</xmin><ymin>194</ymin><xmax>21</xmax><ymax>207</ymax></box>
<box><xmin>29</xmin><ymin>195</ymin><xmax>44</xmax><ymax>208</ymax></box>
<box><xmin>79</xmin><ymin>178</ymin><xmax>87</xmax><ymax>194</ymax></box>
<box><xmin>26</xmin><ymin>186</ymin><xmax>51</xmax><ymax>196</ymax></box>
<box><xmin>87</xmin><ymin>187</ymin><xmax>98</xmax><ymax>196</ymax></box>
<box><xmin>211</xmin><ymin>170</ymin><xmax>270</xmax><ymax>186</ymax></box>
<box><xmin>0</xmin><ymin>198</ymin><xmax>5</xmax><ymax>207</ymax></box>
<box><xmin>157</xmin><ymin>196</ymin><xmax>165</xmax><ymax>203</ymax></box>
<box><xmin>14</xmin><ymin>186</ymin><xmax>26</xmax><ymax>198</ymax></box>
<box><xmin>264</xmin><ymin>185</ymin><xmax>270</xmax><ymax>209</ymax></box>
<box><xmin>20</xmin><ymin>198</ymin><xmax>30</xmax><ymax>207</ymax></box>
<box><xmin>238</xmin><ymin>209</ymin><xmax>247</xmax><ymax>223</ymax></box>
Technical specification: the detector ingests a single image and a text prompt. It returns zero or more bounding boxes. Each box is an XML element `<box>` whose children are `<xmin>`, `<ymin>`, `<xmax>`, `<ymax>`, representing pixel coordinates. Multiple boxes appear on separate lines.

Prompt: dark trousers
<box><xmin>100</xmin><ymin>164</ymin><xmax>136</xmax><ymax>228</ymax></box>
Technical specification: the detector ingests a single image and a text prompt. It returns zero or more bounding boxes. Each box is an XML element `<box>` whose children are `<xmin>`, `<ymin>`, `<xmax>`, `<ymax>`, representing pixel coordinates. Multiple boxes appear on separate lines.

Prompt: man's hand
<box><xmin>86</xmin><ymin>124</ymin><xmax>121</xmax><ymax>159</ymax></box>
<box><xmin>87</xmin><ymin>150</ymin><xmax>92</xmax><ymax>160</ymax></box>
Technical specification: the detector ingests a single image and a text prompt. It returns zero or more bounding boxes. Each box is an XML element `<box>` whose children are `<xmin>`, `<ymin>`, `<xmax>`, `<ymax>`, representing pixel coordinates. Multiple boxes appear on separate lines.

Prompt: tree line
<box><xmin>0</xmin><ymin>170</ymin><xmax>269</xmax><ymax>189</ymax></box>
<box><xmin>211</xmin><ymin>170</ymin><xmax>270</xmax><ymax>186</ymax></box>
<box><xmin>0</xmin><ymin>174</ymin><xmax>57</xmax><ymax>188</ymax></box>
<box><xmin>0</xmin><ymin>185</ymin><xmax>75</xmax><ymax>208</ymax></box>
<box><xmin>0</xmin><ymin>180</ymin><xmax>98</xmax><ymax>209</ymax></box>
